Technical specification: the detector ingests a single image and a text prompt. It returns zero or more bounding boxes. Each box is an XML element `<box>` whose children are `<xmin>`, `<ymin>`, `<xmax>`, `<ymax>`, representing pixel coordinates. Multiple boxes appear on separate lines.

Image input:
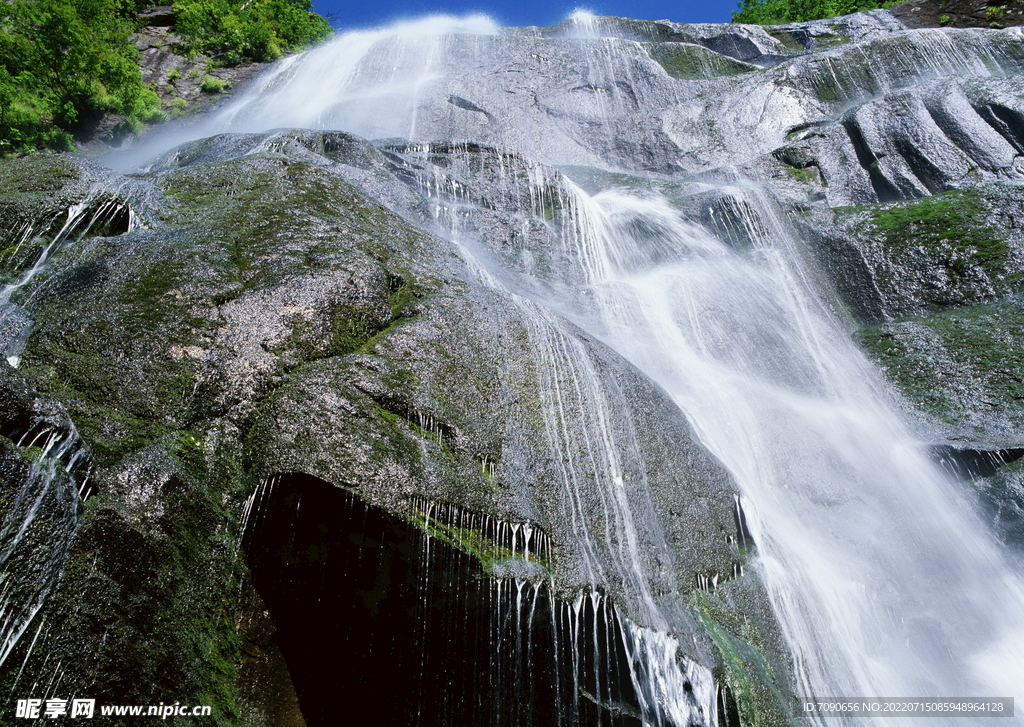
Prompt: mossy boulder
<box><xmin>798</xmin><ymin>184</ymin><xmax>1024</xmax><ymax>325</ymax></box>
<box><xmin>858</xmin><ymin>298</ymin><xmax>1024</xmax><ymax>442</ymax></box>
<box><xmin>647</xmin><ymin>43</ymin><xmax>759</xmax><ymax>79</ymax></box>
<box><xmin>0</xmin><ymin>132</ymin><xmax>799</xmax><ymax>726</ymax></box>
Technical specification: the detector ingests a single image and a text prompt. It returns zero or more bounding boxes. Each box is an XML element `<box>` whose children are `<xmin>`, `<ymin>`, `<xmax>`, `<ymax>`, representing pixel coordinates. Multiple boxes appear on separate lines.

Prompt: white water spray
<box><xmin>212</xmin><ymin>14</ymin><xmax>499</xmax><ymax>138</ymax></box>
<box><xmin>550</xmin><ymin>183</ymin><xmax>1024</xmax><ymax>723</ymax></box>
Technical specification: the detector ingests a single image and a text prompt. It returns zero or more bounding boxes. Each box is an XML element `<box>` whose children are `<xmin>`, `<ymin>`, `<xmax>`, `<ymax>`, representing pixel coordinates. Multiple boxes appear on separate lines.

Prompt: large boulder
<box><xmin>0</xmin><ymin>133</ymin><xmax>795</xmax><ymax>726</ymax></box>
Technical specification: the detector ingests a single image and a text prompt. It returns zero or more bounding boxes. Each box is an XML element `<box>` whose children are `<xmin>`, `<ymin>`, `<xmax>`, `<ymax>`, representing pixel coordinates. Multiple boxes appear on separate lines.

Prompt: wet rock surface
<box><xmin>889</xmin><ymin>0</ymin><xmax>1024</xmax><ymax>29</ymax></box>
<box><xmin>0</xmin><ymin>132</ymin><xmax>781</xmax><ymax>724</ymax></box>
<box><xmin>4</xmin><ymin>7</ymin><xmax>1024</xmax><ymax>725</ymax></box>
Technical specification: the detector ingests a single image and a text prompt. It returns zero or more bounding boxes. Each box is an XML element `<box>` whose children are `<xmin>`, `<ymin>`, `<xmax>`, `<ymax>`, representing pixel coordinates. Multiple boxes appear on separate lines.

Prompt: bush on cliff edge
<box><xmin>0</xmin><ymin>0</ymin><xmax>332</xmax><ymax>156</ymax></box>
<box><xmin>0</xmin><ymin>0</ymin><xmax>158</xmax><ymax>154</ymax></box>
<box><xmin>172</xmin><ymin>0</ymin><xmax>332</xmax><ymax>64</ymax></box>
<box><xmin>733</xmin><ymin>0</ymin><xmax>895</xmax><ymax>24</ymax></box>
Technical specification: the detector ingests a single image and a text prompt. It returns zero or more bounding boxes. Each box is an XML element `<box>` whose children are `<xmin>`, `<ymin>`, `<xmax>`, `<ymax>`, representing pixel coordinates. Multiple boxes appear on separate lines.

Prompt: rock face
<box><xmin>0</xmin><ymin>138</ymin><xmax>781</xmax><ymax>725</ymax></box>
<box><xmin>3</xmin><ymin>8</ymin><xmax>1024</xmax><ymax>727</ymax></box>
<box><xmin>889</xmin><ymin>0</ymin><xmax>1024</xmax><ymax>29</ymax></box>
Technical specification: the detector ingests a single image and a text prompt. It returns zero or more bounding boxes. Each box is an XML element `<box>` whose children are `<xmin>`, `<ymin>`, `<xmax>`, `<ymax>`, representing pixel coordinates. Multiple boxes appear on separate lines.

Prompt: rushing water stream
<box><xmin>548</xmin><ymin>184</ymin><xmax>1024</xmax><ymax>722</ymax></box>
<box><xmin>113</xmin><ymin>13</ymin><xmax>1024</xmax><ymax>726</ymax></box>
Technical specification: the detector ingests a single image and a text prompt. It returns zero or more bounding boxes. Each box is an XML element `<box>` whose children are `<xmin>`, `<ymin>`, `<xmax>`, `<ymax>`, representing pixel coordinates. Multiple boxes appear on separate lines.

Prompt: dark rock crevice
<box><xmin>841</xmin><ymin>117</ymin><xmax>908</xmax><ymax>203</ymax></box>
<box><xmin>974</xmin><ymin>101</ymin><xmax>1024</xmax><ymax>153</ymax></box>
<box><xmin>243</xmin><ymin>472</ymin><xmax>646</xmax><ymax>727</ymax></box>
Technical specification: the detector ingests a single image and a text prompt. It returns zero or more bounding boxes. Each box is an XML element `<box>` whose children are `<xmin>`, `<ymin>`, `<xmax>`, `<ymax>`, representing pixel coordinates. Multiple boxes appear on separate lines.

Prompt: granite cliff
<box><xmin>2</xmin><ymin>8</ymin><xmax>1024</xmax><ymax>727</ymax></box>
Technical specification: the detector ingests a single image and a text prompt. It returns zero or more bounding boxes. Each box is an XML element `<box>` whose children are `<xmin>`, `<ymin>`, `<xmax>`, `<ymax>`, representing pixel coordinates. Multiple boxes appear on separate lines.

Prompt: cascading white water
<box><xmin>403</xmin><ymin>137</ymin><xmax>1024</xmax><ymax>722</ymax></box>
<box><xmin>109</xmin><ymin>10</ymin><xmax>689</xmax><ymax>172</ymax></box>
<box><xmin>210</xmin><ymin>14</ymin><xmax>500</xmax><ymax>140</ymax></box>
<box><xmin>116</xmin><ymin>12</ymin><xmax>1024</xmax><ymax>724</ymax></box>
<box><xmin>546</xmin><ymin>183</ymin><xmax>1024</xmax><ymax>723</ymax></box>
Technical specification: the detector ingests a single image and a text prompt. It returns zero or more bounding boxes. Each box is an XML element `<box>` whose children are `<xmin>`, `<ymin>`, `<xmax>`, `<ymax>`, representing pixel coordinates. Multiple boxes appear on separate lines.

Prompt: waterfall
<box><xmin>402</xmin><ymin>140</ymin><xmax>1024</xmax><ymax>723</ymax></box>
<box><xmin>411</xmin><ymin>164</ymin><xmax>721</xmax><ymax>725</ymax></box>
<box><xmin>0</xmin><ymin>426</ymin><xmax>87</xmax><ymax>673</ymax></box>
<box><xmin>109</xmin><ymin>12</ymin><xmax>1024</xmax><ymax>725</ymax></box>
<box><xmin>543</xmin><ymin>183</ymin><xmax>1024</xmax><ymax>722</ymax></box>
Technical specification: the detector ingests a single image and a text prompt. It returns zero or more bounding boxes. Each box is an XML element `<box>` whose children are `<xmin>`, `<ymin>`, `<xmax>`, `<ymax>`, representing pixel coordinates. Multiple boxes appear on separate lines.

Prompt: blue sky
<box><xmin>311</xmin><ymin>0</ymin><xmax>741</xmax><ymax>31</ymax></box>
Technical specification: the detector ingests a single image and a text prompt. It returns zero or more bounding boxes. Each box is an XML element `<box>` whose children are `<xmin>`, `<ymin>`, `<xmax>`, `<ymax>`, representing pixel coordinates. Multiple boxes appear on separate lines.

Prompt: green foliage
<box><xmin>733</xmin><ymin>0</ymin><xmax>895</xmax><ymax>24</ymax></box>
<box><xmin>0</xmin><ymin>0</ymin><xmax>159</xmax><ymax>155</ymax></box>
<box><xmin>0</xmin><ymin>0</ymin><xmax>330</xmax><ymax>154</ymax></box>
<box><xmin>172</xmin><ymin>0</ymin><xmax>332</xmax><ymax>64</ymax></box>
<box><xmin>200</xmin><ymin>76</ymin><xmax>232</xmax><ymax>93</ymax></box>
<box><xmin>141</xmin><ymin>105</ymin><xmax>169</xmax><ymax>123</ymax></box>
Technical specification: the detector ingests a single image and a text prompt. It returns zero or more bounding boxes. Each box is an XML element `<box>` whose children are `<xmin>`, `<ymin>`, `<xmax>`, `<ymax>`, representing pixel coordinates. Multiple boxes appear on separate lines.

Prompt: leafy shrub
<box><xmin>200</xmin><ymin>76</ymin><xmax>231</xmax><ymax>93</ymax></box>
<box><xmin>0</xmin><ymin>0</ymin><xmax>159</xmax><ymax>154</ymax></box>
<box><xmin>172</xmin><ymin>0</ymin><xmax>332</xmax><ymax>64</ymax></box>
<box><xmin>142</xmin><ymin>106</ymin><xmax>170</xmax><ymax>123</ymax></box>
<box><xmin>733</xmin><ymin>0</ymin><xmax>896</xmax><ymax>24</ymax></box>
<box><xmin>0</xmin><ymin>0</ymin><xmax>330</xmax><ymax>155</ymax></box>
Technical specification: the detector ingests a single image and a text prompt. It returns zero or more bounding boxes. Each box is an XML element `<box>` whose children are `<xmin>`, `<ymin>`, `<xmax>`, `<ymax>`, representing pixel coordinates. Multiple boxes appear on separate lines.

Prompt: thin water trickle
<box><xmin>1</xmin><ymin>193</ymin><xmax>137</xmax><ymax>366</ymax></box>
<box><xmin>0</xmin><ymin>428</ymin><xmax>87</xmax><ymax>672</ymax></box>
<box><xmin>0</xmin><ymin>189</ymin><xmax>113</xmax><ymax>670</ymax></box>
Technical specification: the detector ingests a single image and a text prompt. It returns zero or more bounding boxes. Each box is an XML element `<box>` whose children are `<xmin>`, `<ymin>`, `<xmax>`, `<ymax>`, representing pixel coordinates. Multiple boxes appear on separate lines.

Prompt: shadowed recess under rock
<box><xmin>242</xmin><ymin>473</ymin><xmax>654</xmax><ymax>727</ymax></box>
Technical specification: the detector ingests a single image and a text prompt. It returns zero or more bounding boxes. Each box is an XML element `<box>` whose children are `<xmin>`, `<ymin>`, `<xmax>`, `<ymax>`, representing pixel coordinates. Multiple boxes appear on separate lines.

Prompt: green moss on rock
<box><xmin>829</xmin><ymin>185</ymin><xmax>1021</xmax><ymax>319</ymax></box>
<box><xmin>647</xmin><ymin>43</ymin><xmax>758</xmax><ymax>80</ymax></box>
<box><xmin>0</xmin><ymin>145</ymin><xmax>446</xmax><ymax>726</ymax></box>
<box><xmin>696</xmin><ymin>594</ymin><xmax>795</xmax><ymax>727</ymax></box>
<box><xmin>411</xmin><ymin>504</ymin><xmax>553</xmax><ymax>576</ymax></box>
<box><xmin>856</xmin><ymin>189</ymin><xmax>1008</xmax><ymax>279</ymax></box>
<box><xmin>0</xmin><ymin>154</ymin><xmax>81</xmax><ymax>196</ymax></box>
<box><xmin>858</xmin><ymin>299</ymin><xmax>1024</xmax><ymax>436</ymax></box>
